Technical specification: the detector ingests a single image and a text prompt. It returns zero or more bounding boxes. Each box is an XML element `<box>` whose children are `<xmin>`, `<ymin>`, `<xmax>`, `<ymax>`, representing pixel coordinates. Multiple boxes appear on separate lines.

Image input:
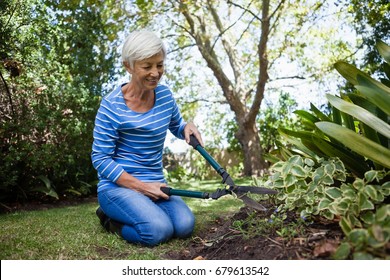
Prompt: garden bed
<box><xmin>166</xmin><ymin>203</ymin><xmax>345</xmax><ymax>260</ymax></box>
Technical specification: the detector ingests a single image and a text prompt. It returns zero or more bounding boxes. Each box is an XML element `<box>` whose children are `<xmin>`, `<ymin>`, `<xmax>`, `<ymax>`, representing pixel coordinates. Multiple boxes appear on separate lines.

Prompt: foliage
<box><xmin>0</xmin><ymin>0</ymin><xmax>122</xmax><ymax>202</ymax></box>
<box><xmin>265</xmin><ymin>155</ymin><xmax>389</xmax><ymax>259</ymax></box>
<box><xmin>344</xmin><ymin>0</ymin><xmax>390</xmax><ymax>73</ymax></box>
<box><xmin>226</xmin><ymin>92</ymin><xmax>300</xmax><ymax>157</ymax></box>
<box><xmin>263</xmin><ymin>40</ymin><xmax>390</xmax><ymax>259</ymax></box>
<box><xmin>273</xmin><ymin>40</ymin><xmax>390</xmax><ymax>177</ymax></box>
<box><xmin>258</xmin><ymin>92</ymin><xmax>301</xmax><ymax>154</ymax></box>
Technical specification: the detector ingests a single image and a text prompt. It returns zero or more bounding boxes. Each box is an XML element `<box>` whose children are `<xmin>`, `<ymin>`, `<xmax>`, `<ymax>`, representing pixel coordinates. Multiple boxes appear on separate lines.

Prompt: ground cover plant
<box><xmin>259</xmin><ymin>40</ymin><xmax>390</xmax><ymax>259</ymax></box>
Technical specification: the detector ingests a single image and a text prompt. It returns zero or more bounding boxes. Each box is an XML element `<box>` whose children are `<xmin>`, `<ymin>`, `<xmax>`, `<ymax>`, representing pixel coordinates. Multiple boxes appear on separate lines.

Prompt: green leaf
<box><xmin>326</xmin><ymin>187</ymin><xmax>342</xmax><ymax>199</ymax></box>
<box><xmin>322</xmin><ymin>174</ymin><xmax>334</xmax><ymax>185</ymax></box>
<box><xmin>33</xmin><ymin>175</ymin><xmax>59</xmax><ymax>200</ymax></box>
<box><xmin>342</xmin><ymin>189</ymin><xmax>357</xmax><ymax>200</ymax></box>
<box><xmin>294</xmin><ymin>110</ymin><xmax>320</xmax><ymax>123</ymax></box>
<box><xmin>355</xmin><ymin>76</ymin><xmax>390</xmax><ymax>116</ymax></box>
<box><xmin>284</xmin><ymin>174</ymin><xmax>298</xmax><ymax>187</ymax></box>
<box><xmin>363</xmin><ymin>185</ymin><xmax>378</xmax><ymax>200</ymax></box>
<box><xmin>340</xmin><ymin>111</ymin><xmax>356</xmax><ymax>131</ymax></box>
<box><xmin>384</xmin><ymin>63</ymin><xmax>390</xmax><ymax>81</ymax></box>
<box><xmin>371</xmin><ymin>224</ymin><xmax>385</xmax><ymax>243</ymax></box>
<box><xmin>334</xmin><ymin>61</ymin><xmax>369</xmax><ymax>86</ymax></box>
<box><xmin>364</xmin><ymin>170</ymin><xmax>379</xmax><ymax>183</ymax></box>
<box><xmin>360</xmin><ymin>211</ymin><xmax>375</xmax><ymax>225</ymax></box>
<box><xmin>322</xmin><ymin>210</ymin><xmax>334</xmax><ymax>220</ymax></box>
<box><xmin>279</xmin><ymin>128</ymin><xmax>326</xmax><ymax>157</ymax></box>
<box><xmin>353</xmin><ymin>252</ymin><xmax>374</xmax><ymax>260</ymax></box>
<box><xmin>328</xmin><ymin>202</ymin><xmax>340</xmax><ymax>215</ymax></box>
<box><xmin>333</xmin><ymin>242</ymin><xmax>351</xmax><ymax>260</ymax></box>
<box><xmin>310</xmin><ymin>103</ymin><xmax>331</xmax><ymax>121</ymax></box>
<box><xmin>312</xmin><ymin>137</ymin><xmax>368</xmax><ymax>176</ymax></box>
<box><xmin>358</xmin><ymin>193</ymin><xmax>374</xmax><ymax>211</ymax></box>
<box><xmin>348</xmin><ymin>229</ymin><xmax>368</xmax><ymax>247</ymax></box>
<box><xmin>355</xmin><ymin>85</ymin><xmax>390</xmax><ymax>117</ymax></box>
<box><xmin>288</xmin><ymin>155</ymin><xmax>304</xmax><ymax>166</ymax></box>
<box><xmin>332</xmin><ymin>106</ymin><xmax>343</xmax><ymax>125</ymax></box>
<box><xmin>375</xmin><ymin>205</ymin><xmax>389</xmax><ymax>222</ymax></box>
<box><xmin>349</xmin><ymin>213</ymin><xmax>362</xmax><ymax>227</ymax></box>
<box><xmin>377</xmin><ymin>40</ymin><xmax>390</xmax><ymax>64</ymax></box>
<box><xmin>340</xmin><ymin>216</ymin><xmax>353</xmax><ymax>234</ymax></box>
<box><xmin>304</xmin><ymin>158</ymin><xmax>315</xmax><ymax>166</ymax></box>
<box><xmin>316</xmin><ymin>122</ymin><xmax>390</xmax><ymax>169</ymax></box>
<box><xmin>353</xmin><ymin>179</ymin><xmax>364</xmax><ymax>191</ymax></box>
<box><xmin>326</xmin><ymin>94</ymin><xmax>390</xmax><ymax>139</ymax></box>
<box><xmin>324</xmin><ymin>162</ymin><xmax>336</xmax><ymax>175</ymax></box>
<box><xmin>348</xmin><ymin>93</ymin><xmax>382</xmax><ymax>116</ymax></box>
<box><xmin>291</xmin><ymin>165</ymin><xmax>307</xmax><ymax>177</ymax></box>
<box><xmin>318</xmin><ymin>198</ymin><xmax>332</xmax><ymax>210</ymax></box>
<box><xmin>338</xmin><ymin>199</ymin><xmax>350</xmax><ymax>211</ymax></box>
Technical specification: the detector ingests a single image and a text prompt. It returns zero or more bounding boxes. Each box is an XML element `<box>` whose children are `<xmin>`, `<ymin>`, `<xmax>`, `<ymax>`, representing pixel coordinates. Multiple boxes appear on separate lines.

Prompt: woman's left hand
<box><xmin>184</xmin><ymin>122</ymin><xmax>204</xmax><ymax>147</ymax></box>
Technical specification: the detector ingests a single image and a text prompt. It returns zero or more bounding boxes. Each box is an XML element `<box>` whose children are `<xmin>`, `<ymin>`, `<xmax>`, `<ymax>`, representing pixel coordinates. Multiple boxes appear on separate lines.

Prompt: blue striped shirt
<box><xmin>91</xmin><ymin>84</ymin><xmax>186</xmax><ymax>192</ymax></box>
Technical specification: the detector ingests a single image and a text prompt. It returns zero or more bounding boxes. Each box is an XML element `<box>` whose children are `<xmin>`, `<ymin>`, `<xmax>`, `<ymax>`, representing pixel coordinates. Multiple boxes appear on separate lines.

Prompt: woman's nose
<box><xmin>150</xmin><ymin>67</ymin><xmax>159</xmax><ymax>77</ymax></box>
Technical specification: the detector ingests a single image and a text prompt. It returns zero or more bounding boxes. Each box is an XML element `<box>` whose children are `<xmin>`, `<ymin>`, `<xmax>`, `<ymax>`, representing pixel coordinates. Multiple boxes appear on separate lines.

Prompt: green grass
<box><xmin>0</xmin><ymin>179</ymin><xmax>250</xmax><ymax>260</ymax></box>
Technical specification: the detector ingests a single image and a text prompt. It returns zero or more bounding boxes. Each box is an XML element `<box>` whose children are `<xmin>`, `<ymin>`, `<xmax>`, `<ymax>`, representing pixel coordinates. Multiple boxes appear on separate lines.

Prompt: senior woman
<box><xmin>91</xmin><ymin>30</ymin><xmax>204</xmax><ymax>246</ymax></box>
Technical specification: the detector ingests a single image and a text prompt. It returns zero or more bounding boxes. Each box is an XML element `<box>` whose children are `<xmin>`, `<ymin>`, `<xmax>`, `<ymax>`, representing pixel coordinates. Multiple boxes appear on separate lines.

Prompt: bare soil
<box><xmin>165</xmin><ymin>203</ymin><xmax>345</xmax><ymax>260</ymax></box>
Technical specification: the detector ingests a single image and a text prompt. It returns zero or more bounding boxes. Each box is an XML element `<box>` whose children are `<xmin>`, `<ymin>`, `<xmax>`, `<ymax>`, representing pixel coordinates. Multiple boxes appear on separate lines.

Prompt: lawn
<box><xmin>0</xmin><ymin>179</ymin><xmax>248</xmax><ymax>260</ymax></box>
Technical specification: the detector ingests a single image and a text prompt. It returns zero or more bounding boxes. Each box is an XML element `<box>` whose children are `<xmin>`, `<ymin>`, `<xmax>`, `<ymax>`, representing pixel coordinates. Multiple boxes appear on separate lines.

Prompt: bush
<box><xmin>262</xmin><ymin>40</ymin><xmax>390</xmax><ymax>259</ymax></box>
<box><xmin>0</xmin><ymin>65</ymin><xmax>100</xmax><ymax>202</ymax></box>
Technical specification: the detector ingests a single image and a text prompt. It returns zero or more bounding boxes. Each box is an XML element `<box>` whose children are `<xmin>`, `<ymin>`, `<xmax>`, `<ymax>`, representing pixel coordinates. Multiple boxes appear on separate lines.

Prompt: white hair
<box><xmin>121</xmin><ymin>30</ymin><xmax>166</xmax><ymax>68</ymax></box>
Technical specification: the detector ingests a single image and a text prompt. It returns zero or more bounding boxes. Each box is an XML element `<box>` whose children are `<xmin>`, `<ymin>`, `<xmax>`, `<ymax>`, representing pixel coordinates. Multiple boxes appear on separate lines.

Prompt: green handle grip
<box><xmin>161</xmin><ymin>187</ymin><xmax>209</xmax><ymax>199</ymax></box>
<box><xmin>188</xmin><ymin>135</ymin><xmax>223</xmax><ymax>174</ymax></box>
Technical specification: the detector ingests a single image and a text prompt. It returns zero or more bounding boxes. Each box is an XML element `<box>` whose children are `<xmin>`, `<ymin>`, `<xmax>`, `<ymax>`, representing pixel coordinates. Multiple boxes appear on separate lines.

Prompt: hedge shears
<box><xmin>161</xmin><ymin>135</ymin><xmax>277</xmax><ymax>211</ymax></box>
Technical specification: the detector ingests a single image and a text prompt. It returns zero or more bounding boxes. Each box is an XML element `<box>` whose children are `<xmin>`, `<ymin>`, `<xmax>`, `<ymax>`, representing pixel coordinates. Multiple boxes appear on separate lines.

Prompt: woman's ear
<box><xmin>123</xmin><ymin>61</ymin><xmax>133</xmax><ymax>73</ymax></box>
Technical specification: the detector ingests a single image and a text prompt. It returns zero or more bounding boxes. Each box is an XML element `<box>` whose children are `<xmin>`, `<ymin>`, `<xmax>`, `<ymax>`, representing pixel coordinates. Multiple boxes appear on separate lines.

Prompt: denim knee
<box><xmin>139</xmin><ymin>219</ymin><xmax>174</xmax><ymax>246</ymax></box>
<box><xmin>174</xmin><ymin>212</ymin><xmax>195</xmax><ymax>238</ymax></box>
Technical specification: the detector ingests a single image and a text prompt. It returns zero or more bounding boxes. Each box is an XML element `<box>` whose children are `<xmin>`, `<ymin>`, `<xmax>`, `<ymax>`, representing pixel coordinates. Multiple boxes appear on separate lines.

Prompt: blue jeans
<box><xmin>97</xmin><ymin>186</ymin><xmax>195</xmax><ymax>246</ymax></box>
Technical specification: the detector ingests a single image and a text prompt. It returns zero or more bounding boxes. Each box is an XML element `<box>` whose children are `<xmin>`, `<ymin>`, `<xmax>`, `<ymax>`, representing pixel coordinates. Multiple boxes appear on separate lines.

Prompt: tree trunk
<box><xmin>179</xmin><ymin>0</ymin><xmax>273</xmax><ymax>176</ymax></box>
<box><xmin>236</xmin><ymin>119</ymin><xmax>267</xmax><ymax>176</ymax></box>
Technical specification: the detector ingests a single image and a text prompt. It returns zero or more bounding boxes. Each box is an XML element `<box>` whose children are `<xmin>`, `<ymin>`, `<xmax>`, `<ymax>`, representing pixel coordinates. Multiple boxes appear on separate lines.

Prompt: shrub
<box><xmin>262</xmin><ymin>40</ymin><xmax>390</xmax><ymax>259</ymax></box>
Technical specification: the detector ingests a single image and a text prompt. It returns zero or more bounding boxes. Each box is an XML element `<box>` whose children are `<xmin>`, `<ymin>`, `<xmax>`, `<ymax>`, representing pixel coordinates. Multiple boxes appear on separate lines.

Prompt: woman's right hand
<box><xmin>139</xmin><ymin>182</ymin><xmax>170</xmax><ymax>201</ymax></box>
<box><xmin>116</xmin><ymin>171</ymin><xmax>170</xmax><ymax>200</ymax></box>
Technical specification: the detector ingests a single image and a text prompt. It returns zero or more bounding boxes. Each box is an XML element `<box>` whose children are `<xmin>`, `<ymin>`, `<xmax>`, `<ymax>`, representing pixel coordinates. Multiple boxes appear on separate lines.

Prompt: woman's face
<box><xmin>127</xmin><ymin>52</ymin><xmax>164</xmax><ymax>91</ymax></box>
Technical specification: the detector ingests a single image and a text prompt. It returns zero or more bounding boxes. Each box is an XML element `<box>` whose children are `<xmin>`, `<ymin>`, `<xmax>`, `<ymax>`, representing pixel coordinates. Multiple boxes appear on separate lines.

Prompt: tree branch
<box><xmin>226</xmin><ymin>0</ymin><xmax>262</xmax><ymax>22</ymax></box>
<box><xmin>178</xmin><ymin>0</ymin><xmax>246</xmax><ymax>119</ymax></box>
<box><xmin>207</xmin><ymin>0</ymin><xmax>243</xmax><ymax>81</ymax></box>
<box><xmin>0</xmin><ymin>69</ymin><xmax>15</xmax><ymax>116</ymax></box>
<box><xmin>177</xmin><ymin>97</ymin><xmax>228</xmax><ymax>105</ymax></box>
<box><xmin>247</xmin><ymin>0</ymin><xmax>270</xmax><ymax>125</ymax></box>
<box><xmin>167</xmin><ymin>43</ymin><xmax>197</xmax><ymax>54</ymax></box>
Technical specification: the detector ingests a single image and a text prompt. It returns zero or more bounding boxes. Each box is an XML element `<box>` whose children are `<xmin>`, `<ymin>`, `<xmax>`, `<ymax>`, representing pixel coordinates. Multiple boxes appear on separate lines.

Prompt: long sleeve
<box><xmin>169</xmin><ymin>97</ymin><xmax>187</xmax><ymax>139</ymax></box>
<box><xmin>91</xmin><ymin>99</ymin><xmax>125</xmax><ymax>183</ymax></box>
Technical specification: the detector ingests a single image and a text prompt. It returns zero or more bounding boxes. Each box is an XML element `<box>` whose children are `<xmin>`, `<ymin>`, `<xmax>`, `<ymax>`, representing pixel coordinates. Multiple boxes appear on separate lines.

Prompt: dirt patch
<box><xmin>165</xmin><ymin>204</ymin><xmax>344</xmax><ymax>260</ymax></box>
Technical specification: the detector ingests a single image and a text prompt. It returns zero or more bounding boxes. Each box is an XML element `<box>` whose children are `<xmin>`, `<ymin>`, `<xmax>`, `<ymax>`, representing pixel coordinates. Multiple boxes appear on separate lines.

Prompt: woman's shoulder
<box><xmin>98</xmin><ymin>85</ymin><xmax>128</xmax><ymax>117</ymax></box>
<box><xmin>103</xmin><ymin>84</ymin><xmax>124</xmax><ymax>102</ymax></box>
<box><xmin>155</xmin><ymin>84</ymin><xmax>172</xmax><ymax>94</ymax></box>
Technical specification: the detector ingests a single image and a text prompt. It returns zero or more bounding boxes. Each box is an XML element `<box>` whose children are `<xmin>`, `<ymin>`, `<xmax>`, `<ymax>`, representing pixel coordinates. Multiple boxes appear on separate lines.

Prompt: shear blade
<box><xmin>234</xmin><ymin>185</ymin><xmax>277</xmax><ymax>195</ymax></box>
<box><xmin>238</xmin><ymin>194</ymin><xmax>268</xmax><ymax>211</ymax></box>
